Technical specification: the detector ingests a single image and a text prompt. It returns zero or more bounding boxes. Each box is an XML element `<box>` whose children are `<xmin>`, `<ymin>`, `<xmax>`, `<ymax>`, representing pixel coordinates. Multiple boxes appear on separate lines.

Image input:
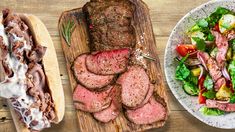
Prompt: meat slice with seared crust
<box><xmin>73</xmin><ymin>84</ymin><xmax>113</xmax><ymax>113</ymax></box>
<box><xmin>73</xmin><ymin>54</ymin><xmax>115</xmax><ymax>90</ymax></box>
<box><xmin>93</xmin><ymin>84</ymin><xmax>122</xmax><ymax>122</ymax></box>
<box><xmin>126</xmin><ymin>96</ymin><xmax>167</xmax><ymax>124</ymax></box>
<box><xmin>86</xmin><ymin>48</ymin><xmax>130</xmax><ymax>75</ymax></box>
<box><xmin>117</xmin><ymin>65</ymin><xmax>150</xmax><ymax>108</ymax></box>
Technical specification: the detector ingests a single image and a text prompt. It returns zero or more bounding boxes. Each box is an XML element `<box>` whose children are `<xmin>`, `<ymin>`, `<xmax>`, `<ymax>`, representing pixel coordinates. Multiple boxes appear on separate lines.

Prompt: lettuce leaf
<box><xmin>200</xmin><ymin>106</ymin><xmax>225</xmax><ymax>116</ymax></box>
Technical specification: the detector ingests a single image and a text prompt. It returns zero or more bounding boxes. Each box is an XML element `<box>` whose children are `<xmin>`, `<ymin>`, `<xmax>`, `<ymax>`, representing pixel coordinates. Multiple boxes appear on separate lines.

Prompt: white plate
<box><xmin>165</xmin><ymin>0</ymin><xmax>235</xmax><ymax>129</ymax></box>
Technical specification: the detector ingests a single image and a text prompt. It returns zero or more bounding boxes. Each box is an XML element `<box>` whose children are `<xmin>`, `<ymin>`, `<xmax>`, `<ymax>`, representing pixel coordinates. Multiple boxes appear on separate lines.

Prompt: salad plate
<box><xmin>165</xmin><ymin>0</ymin><xmax>235</xmax><ymax>129</ymax></box>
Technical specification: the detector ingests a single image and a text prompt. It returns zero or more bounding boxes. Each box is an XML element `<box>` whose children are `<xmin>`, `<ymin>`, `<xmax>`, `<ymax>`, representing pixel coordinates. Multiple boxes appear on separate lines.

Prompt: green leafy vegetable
<box><xmin>61</xmin><ymin>20</ymin><xmax>76</xmax><ymax>46</ymax></box>
<box><xmin>196</xmin><ymin>19</ymin><xmax>208</xmax><ymax>28</ymax></box>
<box><xmin>206</xmin><ymin>7</ymin><xmax>233</xmax><ymax>27</ymax></box>
<box><xmin>192</xmin><ymin>37</ymin><xmax>206</xmax><ymax>51</ymax></box>
<box><xmin>175</xmin><ymin>55</ymin><xmax>199</xmax><ymax>95</ymax></box>
<box><xmin>175</xmin><ymin>62</ymin><xmax>190</xmax><ymax>81</ymax></box>
<box><xmin>175</xmin><ymin>55</ymin><xmax>190</xmax><ymax>80</ymax></box>
<box><xmin>207</xmin><ymin>33</ymin><xmax>215</xmax><ymax>41</ymax></box>
<box><xmin>230</xmin><ymin>94</ymin><xmax>235</xmax><ymax>103</ymax></box>
<box><xmin>228</xmin><ymin>60</ymin><xmax>235</xmax><ymax>90</ymax></box>
<box><xmin>200</xmin><ymin>106</ymin><xmax>225</xmax><ymax>116</ymax></box>
<box><xmin>202</xmin><ymin>90</ymin><xmax>216</xmax><ymax>99</ymax></box>
<box><xmin>203</xmin><ymin>75</ymin><xmax>214</xmax><ymax>90</ymax></box>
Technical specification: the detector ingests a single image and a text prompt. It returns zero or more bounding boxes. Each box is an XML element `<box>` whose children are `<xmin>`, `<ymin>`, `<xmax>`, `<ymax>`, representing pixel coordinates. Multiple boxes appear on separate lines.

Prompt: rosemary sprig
<box><xmin>61</xmin><ymin>20</ymin><xmax>75</xmax><ymax>46</ymax></box>
<box><xmin>141</xmin><ymin>53</ymin><xmax>156</xmax><ymax>61</ymax></box>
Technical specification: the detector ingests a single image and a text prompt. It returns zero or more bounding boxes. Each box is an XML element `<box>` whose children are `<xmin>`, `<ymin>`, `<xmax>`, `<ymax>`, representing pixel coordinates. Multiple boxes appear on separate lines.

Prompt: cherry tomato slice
<box><xmin>198</xmin><ymin>76</ymin><xmax>206</xmax><ymax>104</ymax></box>
<box><xmin>213</xmin><ymin>23</ymin><xmax>220</xmax><ymax>33</ymax></box>
<box><xmin>176</xmin><ymin>44</ymin><xmax>197</xmax><ymax>57</ymax></box>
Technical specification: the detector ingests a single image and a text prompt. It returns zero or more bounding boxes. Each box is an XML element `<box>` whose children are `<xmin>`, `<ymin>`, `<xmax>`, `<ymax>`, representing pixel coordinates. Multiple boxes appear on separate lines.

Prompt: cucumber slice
<box><xmin>183</xmin><ymin>82</ymin><xmax>199</xmax><ymax>96</ymax></box>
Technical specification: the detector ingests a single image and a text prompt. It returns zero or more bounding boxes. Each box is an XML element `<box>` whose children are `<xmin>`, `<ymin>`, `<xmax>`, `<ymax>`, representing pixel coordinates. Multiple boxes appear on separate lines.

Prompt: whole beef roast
<box><xmin>93</xmin><ymin>84</ymin><xmax>122</xmax><ymax>122</ymax></box>
<box><xmin>126</xmin><ymin>96</ymin><xmax>167</xmax><ymax>124</ymax></box>
<box><xmin>73</xmin><ymin>54</ymin><xmax>115</xmax><ymax>90</ymax></box>
<box><xmin>117</xmin><ymin>65</ymin><xmax>150</xmax><ymax>108</ymax></box>
<box><xmin>86</xmin><ymin>48</ymin><xmax>130</xmax><ymax>75</ymax></box>
<box><xmin>83</xmin><ymin>0</ymin><xmax>136</xmax><ymax>51</ymax></box>
<box><xmin>73</xmin><ymin>84</ymin><xmax>113</xmax><ymax>112</ymax></box>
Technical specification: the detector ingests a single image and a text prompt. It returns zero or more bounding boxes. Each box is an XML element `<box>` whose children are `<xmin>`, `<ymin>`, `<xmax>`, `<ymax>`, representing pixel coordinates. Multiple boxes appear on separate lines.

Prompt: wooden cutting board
<box><xmin>58</xmin><ymin>0</ymin><xmax>168</xmax><ymax>131</ymax></box>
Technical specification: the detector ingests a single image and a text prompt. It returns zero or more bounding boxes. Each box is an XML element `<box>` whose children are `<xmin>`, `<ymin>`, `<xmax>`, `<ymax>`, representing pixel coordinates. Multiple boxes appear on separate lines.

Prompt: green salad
<box><xmin>175</xmin><ymin>7</ymin><xmax>235</xmax><ymax>116</ymax></box>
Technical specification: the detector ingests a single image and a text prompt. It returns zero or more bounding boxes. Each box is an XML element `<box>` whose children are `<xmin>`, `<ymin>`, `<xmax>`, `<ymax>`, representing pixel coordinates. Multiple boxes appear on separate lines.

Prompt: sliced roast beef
<box><xmin>126</xmin><ymin>84</ymin><xmax>154</xmax><ymax>110</ymax></box>
<box><xmin>197</xmin><ymin>51</ymin><xmax>226</xmax><ymax>90</ymax></box>
<box><xmin>126</xmin><ymin>96</ymin><xmax>167</xmax><ymax>124</ymax></box>
<box><xmin>93</xmin><ymin>84</ymin><xmax>121</xmax><ymax>122</ymax></box>
<box><xmin>211</xmin><ymin>31</ymin><xmax>228</xmax><ymax>68</ymax></box>
<box><xmin>117</xmin><ymin>65</ymin><xmax>150</xmax><ymax>108</ymax></box>
<box><xmin>26</xmin><ymin>45</ymin><xmax>47</xmax><ymax>63</ymax></box>
<box><xmin>73</xmin><ymin>84</ymin><xmax>113</xmax><ymax>112</ymax></box>
<box><xmin>206</xmin><ymin>99</ymin><xmax>235</xmax><ymax>112</ymax></box>
<box><xmin>73</xmin><ymin>54</ymin><xmax>115</xmax><ymax>90</ymax></box>
<box><xmin>86</xmin><ymin>48</ymin><xmax>130</xmax><ymax>75</ymax></box>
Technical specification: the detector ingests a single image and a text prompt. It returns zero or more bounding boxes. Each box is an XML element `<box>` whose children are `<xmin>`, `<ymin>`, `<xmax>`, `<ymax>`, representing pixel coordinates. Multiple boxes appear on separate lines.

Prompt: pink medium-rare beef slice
<box><xmin>126</xmin><ymin>83</ymin><xmax>154</xmax><ymax>110</ymax></box>
<box><xmin>86</xmin><ymin>48</ymin><xmax>130</xmax><ymax>75</ymax></box>
<box><xmin>117</xmin><ymin>65</ymin><xmax>150</xmax><ymax>108</ymax></box>
<box><xmin>93</xmin><ymin>84</ymin><xmax>122</xmax><ymax>122</ymax></box>
<box><xmin>73</xmin><ymin>54</ymin><xmax>115</xmax><ymax>90</ymax></box>
<box><xmin>126</xmin><ymin>96</ymin><xmax>167</xmax><ymax>124</ymax></box>
<box><xmin>73</xmin><ymin>84</ymin><xmax>113</xmax><ymax>113</ymax></box>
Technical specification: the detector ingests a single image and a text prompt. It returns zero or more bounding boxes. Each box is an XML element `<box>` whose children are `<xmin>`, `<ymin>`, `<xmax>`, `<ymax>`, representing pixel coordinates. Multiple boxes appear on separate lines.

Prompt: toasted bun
<box><xmin>7</xmin><ymin>14</ymin><xmax>64</xmax><ymax>132</ymax></box>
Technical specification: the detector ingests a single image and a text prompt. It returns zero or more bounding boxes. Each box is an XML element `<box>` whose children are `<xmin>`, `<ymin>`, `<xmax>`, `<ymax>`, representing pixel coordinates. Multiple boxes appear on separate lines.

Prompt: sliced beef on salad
<box><xmin>175</xmin><ymin>7</ymin><xmax>235</xmax><ymax>116</ymax></box>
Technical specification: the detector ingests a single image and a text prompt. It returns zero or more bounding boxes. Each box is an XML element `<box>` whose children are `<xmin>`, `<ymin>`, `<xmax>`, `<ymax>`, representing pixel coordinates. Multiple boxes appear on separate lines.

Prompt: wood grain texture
<box><xmin>1</xmin><ymin>0</ymin><xmax>235</xmax><ymax>132</ymax></box>
<box><xmin>58</xmin><ymin>0</ymin><xmax>168</xmax><ymax>131</ymax></box>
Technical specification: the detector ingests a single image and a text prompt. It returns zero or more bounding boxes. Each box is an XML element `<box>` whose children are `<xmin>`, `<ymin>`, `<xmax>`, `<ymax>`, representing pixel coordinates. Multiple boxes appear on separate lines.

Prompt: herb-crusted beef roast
<box><xmin>83</xmin><ymin>0</ymin><xmax>136</xmax><ymax>51</ymax></box>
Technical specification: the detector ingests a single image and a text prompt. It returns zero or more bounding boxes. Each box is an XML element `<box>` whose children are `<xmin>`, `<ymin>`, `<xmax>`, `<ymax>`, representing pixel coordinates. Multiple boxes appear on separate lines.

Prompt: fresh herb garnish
<box><xmin>141</xmin><ymin>53</ymin><xmax>156</xmax><ymax>61</ymax></box>
<box><xmin>200</xmin><ymin>106</ymin><xmax>225</xmax><ymax>116</ymax></box>
<box><xmin>203</xmin><ymin>75</ymin><xmax>214</xmax><ymax>90</ymax></box>
<box><xmin>61</xmin><ymin>20</ymin><xmax>75</xmax><ymax>46</ymax></box>
<box><xmin>192</xmin><ymin>37</ymin><xmax>206</xmax><ymax>51</ymax></box>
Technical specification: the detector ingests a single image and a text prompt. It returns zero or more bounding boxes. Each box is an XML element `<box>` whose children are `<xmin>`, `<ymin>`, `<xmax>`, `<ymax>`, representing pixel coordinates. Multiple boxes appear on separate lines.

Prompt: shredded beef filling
<box><xmin>0</xmin><ymin>9</ymin><xmax>55</xmax><ymax>131</ymax></box>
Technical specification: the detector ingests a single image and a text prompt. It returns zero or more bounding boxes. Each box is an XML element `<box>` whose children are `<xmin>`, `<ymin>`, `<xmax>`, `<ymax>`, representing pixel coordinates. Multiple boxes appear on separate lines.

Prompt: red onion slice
<box><xmin>176</xmin><ymin>56</ymin><xmax>201</xmax><ymax>66</ymax></box>
<box><xmin>198</xmin><ymin>55</ymin><xmax>208</xmax><ymax>71</ymax></box>
<box><xmin>222</xmin><ymin>67</ymin><xmax>231</xmax><ymax>80</ymax></box>
<box><xmin>199</xmin><ymin>65</ymin><xmax>205</xmax><ymax>79</ymax></box>
<box><xmin>217</xmin><ymin>100</ymin><xmax>230</xmax><ymax>104</ymax></box>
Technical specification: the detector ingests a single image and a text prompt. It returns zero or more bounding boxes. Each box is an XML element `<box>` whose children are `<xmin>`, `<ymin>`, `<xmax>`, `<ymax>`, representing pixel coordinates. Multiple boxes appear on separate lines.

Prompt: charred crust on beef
<box><xmin>83</xmin><ymin>0</ymin><xmax>136</xmax><ymax>51</ymax></box>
